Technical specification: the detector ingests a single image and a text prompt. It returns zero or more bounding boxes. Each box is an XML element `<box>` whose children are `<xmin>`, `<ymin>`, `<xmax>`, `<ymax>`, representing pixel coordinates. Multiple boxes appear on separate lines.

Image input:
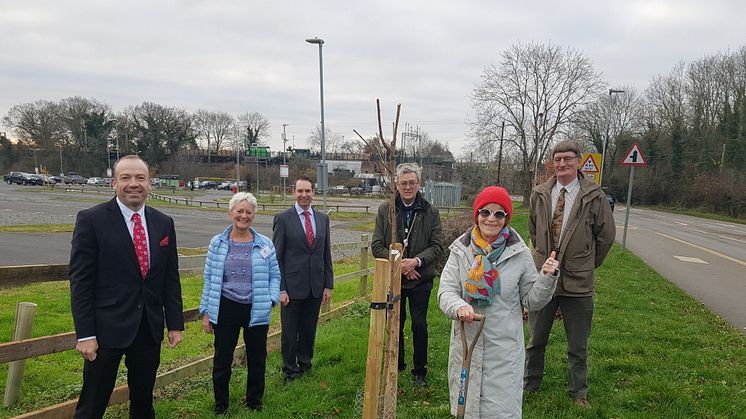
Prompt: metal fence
<box><xmin>422</xmin><ymin>180</ymin><xmax>461</xmax><ymax>207</ymax></box>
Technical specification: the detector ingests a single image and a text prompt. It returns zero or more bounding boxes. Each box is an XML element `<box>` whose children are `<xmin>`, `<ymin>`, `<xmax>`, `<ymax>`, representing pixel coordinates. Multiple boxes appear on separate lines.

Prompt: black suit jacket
<box><xmin>272</xmin><ymin>206</ymin><xmax>334</xmax><ymax>300</ymax></box>
<box><xmin>69</xmin><ymin>198</ymin><xmax>184</xmax><ymax>348</ymax></box>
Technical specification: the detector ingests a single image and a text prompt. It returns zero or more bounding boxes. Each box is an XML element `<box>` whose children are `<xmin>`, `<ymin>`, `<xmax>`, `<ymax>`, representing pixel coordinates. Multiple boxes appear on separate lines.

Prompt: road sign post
<box><xmin>620</xmin><ymin>143</ymin><xmax>648</xmax><ymax>250</ymax></box>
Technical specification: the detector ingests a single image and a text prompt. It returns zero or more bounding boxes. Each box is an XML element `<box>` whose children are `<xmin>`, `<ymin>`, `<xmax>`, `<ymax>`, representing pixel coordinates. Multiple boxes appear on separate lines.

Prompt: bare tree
<box><xmin>308</xmin><ymin>125</ymin><xmax>345</xmax><ymax>154</ymax></box>
<box><xmin>471</xmin><ymin>42</ymin><xmax>603</xmax><ymax>203</ymax></box>
<box><xmin>236</xmin><ymin>112</ymin><xmax>270</xmax><ymax>148</ymax></box>
<box><xmin>194</xmin><ymin>110</ymin><xmax>236</xmax><ymax>161</ymax></box>
<box><xmin>2</xmin><ymin>100</ymin><xmax>67</xmax><ymax>148</ymax></box>
<box><xmin>571</xmin><ymin>86</ymin><xmax>644</xmax><ymax>179</ymax></box>
<box><xmin>128</xmin><ymin>102</ymin><xmax>197</xmax><ymax>165</ymax></box>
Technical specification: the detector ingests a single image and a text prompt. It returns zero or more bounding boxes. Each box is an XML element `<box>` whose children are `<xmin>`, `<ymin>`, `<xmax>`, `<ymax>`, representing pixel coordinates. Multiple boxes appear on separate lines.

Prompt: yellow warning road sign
<box><xmin>580</xmin><ymin>153</ymin><xmax>602</xmax><ymax>184</ymax></box>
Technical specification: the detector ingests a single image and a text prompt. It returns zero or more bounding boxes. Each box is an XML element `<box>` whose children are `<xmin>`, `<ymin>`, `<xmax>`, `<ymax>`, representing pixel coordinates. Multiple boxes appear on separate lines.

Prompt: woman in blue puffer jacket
<box><xmin>199</xmin><ymin>192</ymin><xmax>280</xmax><ymax>415</ymax></box>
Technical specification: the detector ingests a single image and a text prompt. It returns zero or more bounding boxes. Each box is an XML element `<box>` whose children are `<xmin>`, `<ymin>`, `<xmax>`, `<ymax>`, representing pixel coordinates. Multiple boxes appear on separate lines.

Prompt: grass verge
<box><xmin>0</xmin><ymin>223</ymin><xmax>75</xmax><ymax>233</ymax></box>
<box><xmin>1</xmin><ymin>234</ymin><xmax>744</xmax><ymax>417</ymax></box>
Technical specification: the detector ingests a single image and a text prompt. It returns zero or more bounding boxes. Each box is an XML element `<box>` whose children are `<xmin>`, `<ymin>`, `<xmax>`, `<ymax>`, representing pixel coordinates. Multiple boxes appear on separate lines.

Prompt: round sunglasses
<box><xmin>477</xmin><ymin>208</ymin><xmax>507</xmax><ymax>220</ymax></box>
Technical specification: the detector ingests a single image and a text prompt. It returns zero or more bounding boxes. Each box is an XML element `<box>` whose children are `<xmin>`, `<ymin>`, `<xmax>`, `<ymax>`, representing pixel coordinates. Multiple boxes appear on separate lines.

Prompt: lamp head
<box><xmin>306</xmin><ymin>37</ymin><xmax>324</xmax><ymax>45</ymax></box>
<box><xmin>609</xmin><ymin>89</ymin><xmax>625</xmax><ymax>94</ymax></box>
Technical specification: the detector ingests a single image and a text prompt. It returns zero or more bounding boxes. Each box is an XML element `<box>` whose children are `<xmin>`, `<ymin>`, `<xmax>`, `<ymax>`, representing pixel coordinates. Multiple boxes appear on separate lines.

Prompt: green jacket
<box><xmin>528</xmin><ymin>172</ymin><xmax>616</xmax><ymax>296</ymax></box>
<box><xmin>371</xmin><ymin>193</ymin><xmax>444</xmax><ymax>290</ymax></box>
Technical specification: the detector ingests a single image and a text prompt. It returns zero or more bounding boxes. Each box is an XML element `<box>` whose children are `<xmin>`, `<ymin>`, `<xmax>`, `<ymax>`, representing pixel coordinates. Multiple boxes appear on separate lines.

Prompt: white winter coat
<box><xmin>437</xmin><ymin>227</ymin><xmax>557</xmax><ymax>418</ymax></box>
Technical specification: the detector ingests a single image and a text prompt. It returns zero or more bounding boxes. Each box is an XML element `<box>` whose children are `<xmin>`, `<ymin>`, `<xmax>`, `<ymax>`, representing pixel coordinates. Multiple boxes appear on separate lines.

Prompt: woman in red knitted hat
<box><xmin>437</xmin><ymin>186</ymin><xmax>559</xmax><ymax>418</ymax></box>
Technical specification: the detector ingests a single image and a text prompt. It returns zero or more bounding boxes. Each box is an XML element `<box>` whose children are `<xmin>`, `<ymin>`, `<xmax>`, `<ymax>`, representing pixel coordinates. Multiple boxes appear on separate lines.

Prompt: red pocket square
<box><xmin>159</xmin><ymin>236</ymin><xmax>169</xmax><ymax>247</ymax></box>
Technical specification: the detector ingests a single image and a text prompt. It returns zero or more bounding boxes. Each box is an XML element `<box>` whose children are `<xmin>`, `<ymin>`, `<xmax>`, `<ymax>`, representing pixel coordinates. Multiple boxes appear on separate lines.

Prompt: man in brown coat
<box><xmin>524</xmin><ymin>140</ymin><xmax>616</xmax><ymax>408</ymax></box>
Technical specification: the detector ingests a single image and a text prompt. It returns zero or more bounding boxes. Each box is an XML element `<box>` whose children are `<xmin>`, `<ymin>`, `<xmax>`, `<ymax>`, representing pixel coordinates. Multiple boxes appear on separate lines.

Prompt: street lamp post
<box><xmin>33</xmin><ymin>148</ymin><xmax>40</xmax><ymax>174</ymax></box>
<box><xmin>306</xmin><ymin>36</ymin><xmax>327</xmax><ymax>211</ymax></box>
<box><xmin>282</xmin><ymin>123</ymin><xmax>289</xmax><ymax>202</ymax></box>
<box><xmin>601</xmin><ymin>88</ymin><xmax>625</xmax><ymax>187</ymax></box>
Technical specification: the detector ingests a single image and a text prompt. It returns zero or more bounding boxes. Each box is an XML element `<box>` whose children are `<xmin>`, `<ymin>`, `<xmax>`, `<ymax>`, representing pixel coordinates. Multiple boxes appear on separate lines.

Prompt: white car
<box><xmin>86</xmin><ymin>177</ymin><xmax>101</xmax><ymax>185</ymax></box>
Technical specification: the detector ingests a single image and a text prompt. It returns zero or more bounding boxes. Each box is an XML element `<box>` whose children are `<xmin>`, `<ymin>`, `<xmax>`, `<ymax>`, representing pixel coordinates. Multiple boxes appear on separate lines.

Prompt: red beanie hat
<box><xmin>473</xmin><ymin>186</ymin><xmax>513</xmax><ymax>227</ymax></box>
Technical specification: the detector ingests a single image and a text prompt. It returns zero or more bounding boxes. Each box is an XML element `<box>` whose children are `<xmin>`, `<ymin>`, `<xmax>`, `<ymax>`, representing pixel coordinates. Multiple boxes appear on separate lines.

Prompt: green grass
<box><xmin>0</xmin><ymin>224</ymin><xmax>75</xmax><ymax>233</ymax></box>
<box><xmin>1</xmin><ymin>222</ymin><xmax>745</xmax><ymax>418</ymax></box>
<box><xmin>640</xmin><ymin>205</ymin><xmax>746</xmax><ymax>225</ymax></box>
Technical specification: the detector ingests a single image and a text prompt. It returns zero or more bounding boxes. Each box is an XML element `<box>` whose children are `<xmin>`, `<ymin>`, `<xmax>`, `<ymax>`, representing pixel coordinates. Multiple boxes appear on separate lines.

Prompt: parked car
<box><xmin>217</xmin><ymin>181</ymin><xmax>232</xmax><ymax>190</ymax></box>
<box><xmin>26</xmin><ymin>174</ymin><xmax>44</xmax><ymax>185</ymax></box>
<box><xmin>41</xmin><ymin>175</ymin><xmax>57</xmax><ymax>184</ymax></box>
<box><xmin>64</xmin><ymin>173</ymin><xmax>87</xmax><ymax>184</ymax></box>
<box><xmin>5</xmin><ymin>171</ymin><xmax>26</xmax><ymax>185</ymax></box>
<box><xmin>48</xmin><ymin>175</ymin><xmax>64</xmax><ymax>183</ymax></box>
<box><xmin>330</xmin><ymin>185</ymin><xmax>348</xmax><ymax>195</ymax></box>
<box><xmin>200</xmin><ymin>180</ymin><xmax>218</xmax><ymax>189</ymax></box>
<box><xmin>97</xmin><ymin>178</ymin><xmax>112</xmax><ymax>186</ymax></box>
<box><xmin>86</xmin><ymin>177</ymin><xmax>100</xmax><ymax>185</ymax></box>
<box><xmin>349</xmin><ymin>186</ymin><xmax>364</xmax><ymax>195</ymax></box>
<box><xmin>606</xmin><ymin>194</ymin><xmax>616</xmax><ymax>212</ymax></box>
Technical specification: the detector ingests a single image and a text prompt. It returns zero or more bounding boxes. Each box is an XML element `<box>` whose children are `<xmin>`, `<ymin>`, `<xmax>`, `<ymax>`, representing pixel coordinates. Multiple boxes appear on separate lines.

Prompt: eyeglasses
<box><xmin>398</xmin><ymin>180</ymin><xmax>419</xmax><ymax>188</ymax></box>
<box><xmin>477</xmin><ymin>208</ymin><xmax>508</xmax><ymax>220</ymax></box>
<box><xmin>553</xmin><ymin>156</ymin><xmax>578</xmax><ymax>164</ymax></box>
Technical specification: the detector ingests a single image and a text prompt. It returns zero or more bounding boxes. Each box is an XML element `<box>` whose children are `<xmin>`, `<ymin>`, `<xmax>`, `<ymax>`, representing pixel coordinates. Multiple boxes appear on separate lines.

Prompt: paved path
<box><xmin>0</xmin><ymin>183</ymin><xmax>375</xmax><ymax>265</ymax></box>
<box><xmin>613</xmin><ymin>205</ymin><xmax>746</xmax><ymax>334</ymax></box>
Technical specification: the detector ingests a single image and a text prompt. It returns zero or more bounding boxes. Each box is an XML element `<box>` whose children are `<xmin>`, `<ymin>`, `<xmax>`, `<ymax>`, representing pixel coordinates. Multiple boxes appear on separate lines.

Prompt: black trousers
<box><xmin>280</xmin><ymin>296</ymin><xmax>322</xmax><ymax>379</ymax></box>
<box><xmin>212</xmin><ymin>296</ymin><xmax>269</xmax><ymax>410</ymax></box>
<box><xmin>75</xmin><ymin>315</ymin><xmax>160</xmax><ymax>419</ymax></box>
<box><xmin>398</xmin><ymin>285</ymin><xmax>432</xmax><ymax>377</ymax></box>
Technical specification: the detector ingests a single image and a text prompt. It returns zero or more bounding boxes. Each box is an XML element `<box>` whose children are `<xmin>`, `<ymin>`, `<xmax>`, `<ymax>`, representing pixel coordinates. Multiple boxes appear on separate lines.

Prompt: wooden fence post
<box><xmin>4</xmin><ymin>302</ymin><xmax>38</xmax><ymax>407</ymax></box>
<box><xmin>382</xmin><ymin>243</ymin><xmax>403</xmax><ymax>418</ymax></box>
<box><xmin>359</xmin><ymin>234</ymin><xmax>369</xmax><ymax>298</ymax></box>
<box><xmin>362</xmin><ymin>258</ymin><xmax>390</xmax><ymax>419</ymax></box>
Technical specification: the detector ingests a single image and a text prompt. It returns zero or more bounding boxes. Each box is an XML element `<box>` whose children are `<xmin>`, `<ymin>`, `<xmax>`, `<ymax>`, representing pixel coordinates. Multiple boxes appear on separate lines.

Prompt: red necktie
<box><xmin>303</xmin><ymin>210</ymin><xmax>315</xmax><ymax>247</ymax></box>
<box><xmin>132</xmin><ymin>213</ymin><xmax>149</xmax><ymax>278</ymax></box>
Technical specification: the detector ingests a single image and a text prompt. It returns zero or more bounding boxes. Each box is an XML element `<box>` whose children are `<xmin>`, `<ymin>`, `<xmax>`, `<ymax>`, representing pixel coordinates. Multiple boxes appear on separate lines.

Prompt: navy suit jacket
<box><xmin>272</xmin><ymin>206</ymin><xmax>334</xmax><ymax>299</ymax></box>
<box><xmin>69</xmin><ymin>198</ymin><xmax>184</xmax><ymax>348</ymax></box>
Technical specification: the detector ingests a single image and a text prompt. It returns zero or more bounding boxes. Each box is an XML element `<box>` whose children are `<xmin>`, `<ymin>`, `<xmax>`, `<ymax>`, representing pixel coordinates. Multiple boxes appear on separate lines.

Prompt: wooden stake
<box><xmin>362</xmin><ymin>258</ymin><xmax>391</xmax><ymax>419</ymax></box>
<box><xmin>4</xmin><ymin>302</ymin><xmax>38</xmax><ymax>407</ymax></box>
<box><xmin>359</xmin><ymin>234</ymin><xmax>369</xmax><ymax>298</ymax></box>
<box><xmin>382</xmin><ymin>243</ymin><xmax>403</xmax><ymax>418</ymax></box>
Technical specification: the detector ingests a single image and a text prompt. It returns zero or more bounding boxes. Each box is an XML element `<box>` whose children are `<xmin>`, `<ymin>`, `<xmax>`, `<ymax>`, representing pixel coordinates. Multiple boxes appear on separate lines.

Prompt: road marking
<box><xmin>684</xmin><ymin>227</ymin><xmax>710</xmax><ymax>234</ymax></box>
<box><xmin>673</xmin><ymin>255</ymin><xmax>709</xmax><ymax>264</ymax></box>
<box><xmin>616</xmin><ymin>224</ymin><xmax>637</xmax><ymax>230</ymax></box>
<box><xmin>718</xmin><ymin>235</ymin><xmax>746</xmax><ymax>244</ymax></box>
<box><xmin>655</xmin><ymin>232</ymin><xmax>746</xmax><ymax>268</ymax></box>
<box><xmin>675</xmin><ymin>221</ymin><xmax>688</xmax><ymax>226</ymax></box>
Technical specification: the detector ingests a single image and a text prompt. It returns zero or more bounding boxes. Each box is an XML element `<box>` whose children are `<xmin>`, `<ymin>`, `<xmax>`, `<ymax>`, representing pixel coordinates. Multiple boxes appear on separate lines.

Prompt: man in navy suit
<box><xmin>272</xmin><ymin>176</ymin><xmax>333</xmax><ymax>383</ymax></box>
<box><xmin>69</xmin><ymin>155</ymin><xmax>184</xmax><ymax>419</ymax></box>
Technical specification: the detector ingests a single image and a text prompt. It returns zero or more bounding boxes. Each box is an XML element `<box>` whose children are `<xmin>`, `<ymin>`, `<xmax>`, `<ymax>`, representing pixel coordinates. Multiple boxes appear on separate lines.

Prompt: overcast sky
<box><xmin>2</xmin><ymin>0</ymin><xmax>744</xmax><ymax>156</ymax></box>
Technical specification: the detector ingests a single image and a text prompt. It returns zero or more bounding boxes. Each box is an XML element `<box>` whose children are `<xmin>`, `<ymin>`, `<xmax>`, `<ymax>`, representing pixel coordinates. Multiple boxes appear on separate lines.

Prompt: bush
<box><xmin>435</xmin><ymin>212</ymin><xmax>474</xmax><ymax>273</ymax></box>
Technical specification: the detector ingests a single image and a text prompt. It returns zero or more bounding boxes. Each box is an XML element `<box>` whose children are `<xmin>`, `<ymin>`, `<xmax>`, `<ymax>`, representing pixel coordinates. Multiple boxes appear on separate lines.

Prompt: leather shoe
<box><xmin>214</xmin><ymin>405</ymin><xmax>228</xmax><ymax>415</ymax></box>
<box><xmin>573</xmin><ymin>398</ymin><xmax>591</xmax><ymax>409</ymax></box>
<box><xmin>414</xmin><ymin>375</ymin><xmax>427</xmax><ymax>388</ymax></box>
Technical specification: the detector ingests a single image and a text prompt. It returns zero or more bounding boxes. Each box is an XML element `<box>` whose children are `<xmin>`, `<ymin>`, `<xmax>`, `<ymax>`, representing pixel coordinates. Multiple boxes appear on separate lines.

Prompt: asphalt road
<box><xmin>0</xmin><ymin>183</ymin><xmax>376</xmax><ymax>265</ymax></box>
<box><xmin>613</xmin><ymin>205</ymin><xmax>746</xmax><ymax>334</ymax></box>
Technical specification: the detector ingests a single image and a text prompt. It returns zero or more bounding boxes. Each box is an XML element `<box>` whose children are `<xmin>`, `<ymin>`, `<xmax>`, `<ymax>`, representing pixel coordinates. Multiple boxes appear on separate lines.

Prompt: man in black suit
<box><xmin>69</xmin><ymin>155</ymin><xmax>184</xmax><ymax>419</ymax></box>
<box><xmin>272</xmin><ymin>176</ymin><xmax>333</xmax><ymax>383</ymax></box>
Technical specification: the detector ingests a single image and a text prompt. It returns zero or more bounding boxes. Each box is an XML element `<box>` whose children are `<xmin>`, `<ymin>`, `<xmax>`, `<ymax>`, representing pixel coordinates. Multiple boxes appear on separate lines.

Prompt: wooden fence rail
<box><xmin>0</xmin><ymin>240</ymin><xmax>370</xmax><ymax>289</ymax></box>
<box><xmin>3</xmin><ymin>235</ymin><xmax>371</xmax><ymax>418</ymax></box>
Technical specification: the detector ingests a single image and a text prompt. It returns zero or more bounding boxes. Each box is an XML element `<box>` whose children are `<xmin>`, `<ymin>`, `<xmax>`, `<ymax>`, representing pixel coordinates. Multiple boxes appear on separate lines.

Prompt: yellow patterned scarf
<box><xmin>464</xmin><ymin>226</ymin><xmax>510</xmax><ymax>306</ymax></box>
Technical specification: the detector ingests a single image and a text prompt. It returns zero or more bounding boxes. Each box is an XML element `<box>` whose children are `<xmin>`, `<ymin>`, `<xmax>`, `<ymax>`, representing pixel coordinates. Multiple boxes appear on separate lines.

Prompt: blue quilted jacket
<box><xmin>199</xmin><ymin>225</ymin><xmax>281</xmax><ymax>327</ymax></box>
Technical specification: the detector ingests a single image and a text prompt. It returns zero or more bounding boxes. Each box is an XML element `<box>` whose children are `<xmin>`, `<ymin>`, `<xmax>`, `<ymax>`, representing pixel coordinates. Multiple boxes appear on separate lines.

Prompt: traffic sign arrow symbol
<box><xmin>621</xmin><ymin>143</ymin><xmax>648</xmax><ymax>167</ymax></box>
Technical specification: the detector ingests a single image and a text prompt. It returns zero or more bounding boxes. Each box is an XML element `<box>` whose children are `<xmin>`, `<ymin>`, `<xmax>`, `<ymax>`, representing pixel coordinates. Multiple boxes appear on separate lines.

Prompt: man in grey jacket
<box><xmin>524</xmin><ymin>140</ymin><xmax>616</xmax><ymax>408</ymax></box>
